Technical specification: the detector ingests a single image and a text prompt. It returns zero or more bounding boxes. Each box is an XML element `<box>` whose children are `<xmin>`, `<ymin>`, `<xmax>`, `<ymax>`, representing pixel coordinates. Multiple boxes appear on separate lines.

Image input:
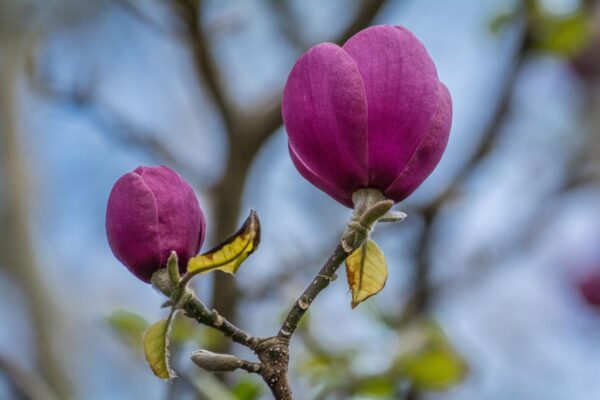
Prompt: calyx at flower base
<box><xmin>341</xmin><ymin>188</ymin><xmax>407</xmax><ymax>252</ymax></box>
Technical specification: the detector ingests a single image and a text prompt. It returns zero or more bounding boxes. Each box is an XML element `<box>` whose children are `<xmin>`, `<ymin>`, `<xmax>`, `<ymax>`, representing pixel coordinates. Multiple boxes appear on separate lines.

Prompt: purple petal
<box><xmin>384</xmin><ymin>83</ymin><xmax>452</xmax><ymax>202</ymax></box>
<box><xmin>579</xmin><ymin>271</ymin><xmax>600</xmax><ymax>308</ymax></box>
<box><xmin>106</xmin><ymin>172</ymin><xmax>162</xmax><ymax>282</ymax></box>
<box><xmin>283</xmin><ymin>43</ymin><xmax>369</xmax><ymax>199</ymax></box>
<box><xmin>343</xmin><ymin>25</ymin><xmax>441</xmax><ymax>189</ymax></box>
<box><xmin>135</xmin><ymin>166</ymin><xmax>204</xmax><ymax>271</ymax></box>
<box><xmin>289</xmin><ymin>144</ymin><xmax>354</xmax><ymax>207</ymax></box>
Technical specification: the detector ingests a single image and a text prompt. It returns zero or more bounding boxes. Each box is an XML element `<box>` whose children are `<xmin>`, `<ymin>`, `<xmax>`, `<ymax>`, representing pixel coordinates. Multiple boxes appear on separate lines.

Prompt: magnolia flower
<box><xmin>106</xmin><ymin>165</ymin><xmax>205</xmax><ymax>282</ymax></box>
<box><xmin>283</xmin><ymin>25</ymin><xmax>452</xmax><ymax>207</ymax></box>
<box><xmin>579</xmin><ymin>270</ymin><xmax>600</xmax><ymax>309</ymax></box>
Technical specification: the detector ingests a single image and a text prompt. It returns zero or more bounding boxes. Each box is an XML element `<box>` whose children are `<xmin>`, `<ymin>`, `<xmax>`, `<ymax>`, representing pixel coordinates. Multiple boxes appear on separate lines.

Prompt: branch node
<box><xmin>296</xmin><ymin>296</ymin><xmax>309</xmax><ymax>310</ymax></box>
<box><xmin>211</xmin><ymin>309</ymin><xmax>224</xmax><ymax>327</ymax></box>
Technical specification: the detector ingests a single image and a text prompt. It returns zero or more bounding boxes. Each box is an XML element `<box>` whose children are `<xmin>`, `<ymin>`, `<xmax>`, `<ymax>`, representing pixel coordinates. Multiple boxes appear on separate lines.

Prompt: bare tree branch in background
<box><xmin>28</xmin><ymin>74</ymin><xmax>205</xmax><ymax>182</ymax></box>
<box><xmin>402</xmin><ymin>19</ymin><xmax>531</xmax><ymax>320</ymax></box>
<box><xmin>0</xmin><ymin>354</ymin><xmax>61</xmax><ymax>400</ymax></box>
<box><xmin>0</xmin><ymin>31</ymin><xmax>71</xmax><ymax>399</ymax></box>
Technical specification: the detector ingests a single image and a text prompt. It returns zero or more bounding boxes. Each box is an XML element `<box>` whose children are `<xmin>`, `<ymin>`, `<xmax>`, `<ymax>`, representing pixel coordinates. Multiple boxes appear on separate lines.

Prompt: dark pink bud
<box><xmin>106</xmin><ymin>165</ymin><xmax>205</xmax><ymax>282</ymax></box>
<box><xmin>283</xmin><ymin>25</ymin><xmax>452</xmax><ymax>207</ymax></box>
<box><xmin>579</xmin><ymin>270</ymin><xmax>600</xmax><ymax>309</ymax></box>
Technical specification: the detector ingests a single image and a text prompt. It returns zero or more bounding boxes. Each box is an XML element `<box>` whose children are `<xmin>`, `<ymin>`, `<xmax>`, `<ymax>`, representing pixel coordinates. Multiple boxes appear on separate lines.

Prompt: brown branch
<box><xmin>267</xmin><ymin>0</ymin><xmax>310</xmax><ymax>50</ymax></box>
<box><xmin>337</xmin><ymin>0</ymin><xmax>389</xmax><ymax>44</ymax></box>
<box><xmin>29</xmin><ymin>76</ymin><xmax>204</xmax><ymax>182</ymax></box>
<box><xmin>153</xmin><ymin>274</ymin><xmax>260</xmax><ymax>349</ymax></box>
<box><xmin>161</xmin><ymin>241</ymin><xmax>351</xmax><ymax>399</ymax></box>
<box><xmin>182</xmin><ymin>295</ymin><xmax>260</xmax><ymax>349</ymax></box>
<box><xmin>171</xmin><ymin>0</ymin><xmax>237</xmax><ymax>134</ymax></box>
<box><xmin>278</xmin><ymin>244</ymin><xmax>349</xmax><ymax>340</ymax></box>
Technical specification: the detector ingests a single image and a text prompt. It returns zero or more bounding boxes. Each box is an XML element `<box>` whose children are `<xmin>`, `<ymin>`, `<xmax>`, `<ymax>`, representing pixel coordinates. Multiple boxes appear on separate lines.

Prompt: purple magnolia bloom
<box><xmin>106</xmin><ymin>165</ymin><xmax>205</xmax><ymax>282</ymax></box>
<box><xmin>283</xmin><ymin>25</ymin><xmax>452</xmax><ymax>207</ymax></box>
<box><xmin>579</xmin><ymin>270</ymin><xmax>600</xmax><ymax>309</ymax></box>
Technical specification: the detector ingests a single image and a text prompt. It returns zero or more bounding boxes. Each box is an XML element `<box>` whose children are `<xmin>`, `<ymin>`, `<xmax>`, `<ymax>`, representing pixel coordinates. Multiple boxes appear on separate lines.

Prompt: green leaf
<box><xmin>170</xmin><ymin>316</ymin><xmax>203</xmax><ymax>345</ymax></box>
<box><xmin>395</xmin><ymin>319</ymin><xmax>469</xmax><ymax>391</ymax></box>
<box><xmin>107</xmin><ymin>310</ymin><xmax>149</xmax><ymax>347</ymax></box>
<box><xmin>142</xmin><ymin>311</ymin><xmax>176</xmax><ymax>379</ymax></box>
<box><xmin>534</xmin><ymin>12</ymin><xmax>593</xmax><ymax>56</ymax></box>
<box><xmin>187</xmin><ymin>210</ymin><xmax>260</xmax><ymax>275</ymax></box>
<box><xmin>356</xmin><ymin>375</ymin><xmax>394</xmax><ymax>397</ymax></box>
<box><xmin>345</xmin><ymin>239</ymin><xmax>388</xmax><ymax>308</ymax></box>
<box><xmin>232</xmin><ymin>378</ymin><xmax>263</xmax><ymax>400</ymax></box>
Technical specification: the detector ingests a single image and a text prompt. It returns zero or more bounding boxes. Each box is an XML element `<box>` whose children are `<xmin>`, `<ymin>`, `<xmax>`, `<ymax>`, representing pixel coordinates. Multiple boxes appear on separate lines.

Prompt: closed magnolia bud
<box><xmin>191</xmin><ymin>350</ymin><xmax>243</xmax><ymax>372</ymax></box>
<box><xmin>283</xmin><ymin>25</ymin><xmax>452</xmax><ymax>207</ymax></box>
<box><xmin>106</xmin><ymin>165</ymin><xmax>205</xmax><ymax>282</ymax></box>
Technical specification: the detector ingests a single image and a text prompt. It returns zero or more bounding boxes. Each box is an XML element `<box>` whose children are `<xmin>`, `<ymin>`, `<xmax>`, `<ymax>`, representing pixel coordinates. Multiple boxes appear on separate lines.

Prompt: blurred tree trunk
<box><xmin>0</xmin><ymin>29</ymin><xmax>71</xmax><ymax>399</ymax></box>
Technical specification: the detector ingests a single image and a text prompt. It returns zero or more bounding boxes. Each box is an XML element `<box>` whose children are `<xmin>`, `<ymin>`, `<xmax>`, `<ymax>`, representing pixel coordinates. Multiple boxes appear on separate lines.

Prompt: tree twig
<box><xmin>403</xmin><ymin>21</ymin><xmax>530</xmax><ymax>320</ymax></box>
<box><xmin>182</xmin><ymin>295</ymin><xmax>260</xmax><ymax>349</ymax></box>
<box><xmin>28</xmin><ymin>74</ymin><xmax>203</xmax><ymax>181</ymax></box>
<box><xmin>278</xmin><ymin>244</ymin><xmax>349</xmax><ymax>340</ymax></box>
<box><xmin>172</xmin><ymin>0</ymin><xmax>237</xmax><ymax>134</ymax></box>
<box><xmin>153</xmin><ymin>274</ymin><xmax>260</xmax><ymax>350</ymax></box>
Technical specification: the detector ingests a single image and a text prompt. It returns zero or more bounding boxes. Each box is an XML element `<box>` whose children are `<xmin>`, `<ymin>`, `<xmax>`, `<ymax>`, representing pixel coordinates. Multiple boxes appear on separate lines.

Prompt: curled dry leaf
<box><xmin>187</xmin><ymin>210</ymin><xmax>261</xmax><ymax>276</ymax></box>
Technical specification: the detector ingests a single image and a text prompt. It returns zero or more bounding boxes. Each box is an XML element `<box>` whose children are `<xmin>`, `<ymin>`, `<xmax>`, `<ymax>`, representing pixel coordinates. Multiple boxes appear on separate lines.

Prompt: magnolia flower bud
<box><xmin>106</xmin><ymin>165</ymin><xmax>205</xmax><ymax>282</ymax></box>
<box><xmin>283</xmin><ymin>25</ymin><xmax>452</xmax><ymax>207</ymax></box>
<box><xmin>579</xmin><ymin>270</ymin><xmax>600</xmax><ymax>308</ymax></box>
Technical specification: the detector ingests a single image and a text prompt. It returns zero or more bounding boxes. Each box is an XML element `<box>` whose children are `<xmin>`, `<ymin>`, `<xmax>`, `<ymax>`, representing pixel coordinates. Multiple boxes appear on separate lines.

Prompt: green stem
<box><xmin>278</xmin><ymin>243</ymin><xmax>349</xmax><ymax>340</ymax></box>
<box><xmin>152</xmin><ymin>269</ymin><xmax>259</xmax><ymax>350</ymax></box>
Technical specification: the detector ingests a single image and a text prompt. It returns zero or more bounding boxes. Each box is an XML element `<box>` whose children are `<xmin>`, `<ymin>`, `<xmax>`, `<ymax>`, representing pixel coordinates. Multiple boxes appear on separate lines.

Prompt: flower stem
<box><xmin>152</xmin><ymin>268</ymin><xmax>259</xmax><ymax>349</ymax></box>
<box><xmin>278</xmin><ymin>243</ymin><xmax>349</xmax><ymax>340</ymax></box>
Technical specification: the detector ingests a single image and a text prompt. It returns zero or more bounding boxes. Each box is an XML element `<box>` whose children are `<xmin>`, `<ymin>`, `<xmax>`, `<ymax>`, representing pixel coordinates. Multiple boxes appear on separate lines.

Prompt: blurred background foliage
<box><xmin>2</xmin><ymin>0</ymin><xmax>600</xmax><ymax>399</ymax></box>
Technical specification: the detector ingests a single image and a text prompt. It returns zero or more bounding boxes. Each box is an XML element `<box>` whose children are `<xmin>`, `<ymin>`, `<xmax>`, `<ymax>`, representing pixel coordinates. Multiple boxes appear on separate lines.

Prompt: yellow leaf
<box><xmin>142</xmin><ymin>313</ymin><xmax>176</xmax><ymax>379</ymax></box>
<box><xmin>345</xmin><ymin>239</ymin><xmax>387</xmax><ymax>308</ymax></box>
<box><xmin>187</xmin><ymin>210</ymin><xmax>260</xmax><ymax>275</ymax></box>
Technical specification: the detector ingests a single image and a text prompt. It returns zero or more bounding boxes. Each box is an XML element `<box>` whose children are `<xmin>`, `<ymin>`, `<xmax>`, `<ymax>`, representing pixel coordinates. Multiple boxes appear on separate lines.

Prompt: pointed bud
<box><xmin>191</xmin><ymin>350</ymin><xmax>243</xmax><ymax>372</ymax></box>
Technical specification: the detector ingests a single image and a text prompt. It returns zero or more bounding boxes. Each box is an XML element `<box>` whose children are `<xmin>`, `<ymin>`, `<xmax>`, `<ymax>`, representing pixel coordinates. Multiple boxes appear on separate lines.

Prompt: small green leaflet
<box><xmin>107</xmin><ymin>309</ymin><xmax>149</xmax><ymax>347</ymax></box>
